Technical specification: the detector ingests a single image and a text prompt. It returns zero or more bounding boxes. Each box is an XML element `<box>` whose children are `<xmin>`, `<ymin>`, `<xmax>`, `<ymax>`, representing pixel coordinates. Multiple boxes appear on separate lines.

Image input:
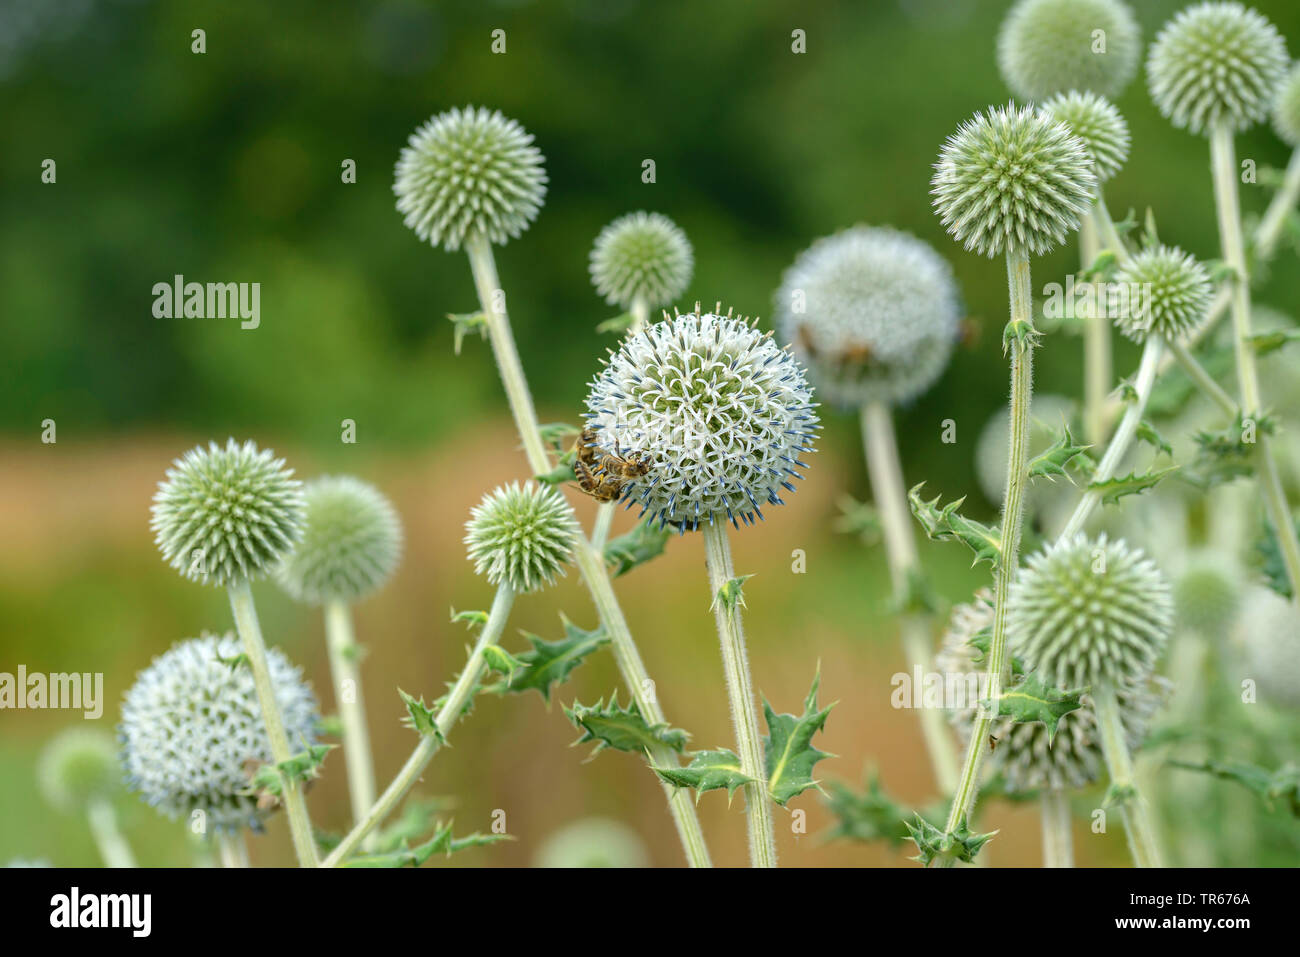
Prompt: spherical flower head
<box><xmin>151</xmin><ymin>439</ymin><xmax>304</xmax><ymax>588</ymax></box>
<box><xmin>589</xmin><ymin>211</ymin><xmax>693</xmax><ymax>310</ymax></box>
<box><xmin>276</xmin><ymin>476</ymin><xmax>403</xmax><ymax>606</ymax></box>
<box><xmin>774</xmin><ymin>226</ymin><xmax>960</xmax><ymax>408</ymax></box>
<box><xmin>37</xmin><ymin>728</ymin><xmax>119</xmax><ymax>813</ymax></box>
<box><xmin>1237</xmin><ymin>587</ymin><xmax>1300</xmax><ymax>711</ymax></box>
<box><xmin>1009</xmin><ymin>533</ymin><xmax>1174</xmax><ymax>690</ymax></box>
<box><xmin>464</xmin><ymin>482</ymin><xmax>577</xmax><ymax>593</ymax></box>
<box><xmin>1147</xmin><ymin>3</ymin><xmax>1289</xmax><ymax>135</ymax></box>
<box><xmin>1273</xmin><ymin>62</ymin><xmax>1300</xmax><ymax>146</ymax></box>
<box><xmin>1112</xmin><ymin>244</ymin><xmax>1213</xmax><ymax>343</ymax></box>
<box><xmin>1173</xmin><ymin>553</ymin><xmax>1241</xmax><ymax>638</ymax></box>
<box><xmin>583</xmin><ymin>308</ymin><xmax>820</xmax><ymax>530</ymax></box>
<box><xmin>998</xmin><ymin>0</ymin><xmax>1141</xmax><ymax>101</ymax></box>
<box><xmin>1040</xmin><ymin>91</ymin><xmax>1130</xmax><ymax>182</ymax></box>
<box><xmin>119</xmin><ymin>633</ymin><xmax>319</xmax><ymax>832</ymax></box>
<box><xmin>932</xmin><ymin>103</ymin><xmax>1097</xmax><ymax>258</ymax></box>
<box><xmin>534</xmin><ymin>817</ymin><xmax>650</xmax><ymax>868</ymax></box>
<box><xmin>393</xmin><ymin>106</ymin><xmax>547</xmax><ymax>251</ymax></box>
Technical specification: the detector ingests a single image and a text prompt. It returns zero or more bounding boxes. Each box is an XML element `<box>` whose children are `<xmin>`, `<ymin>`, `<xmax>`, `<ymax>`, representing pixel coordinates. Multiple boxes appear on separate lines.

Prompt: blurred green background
<box><xmin>2</xmin><ymin>0</ymin><xmax>1299</xmax><ymax>867</ymax></box>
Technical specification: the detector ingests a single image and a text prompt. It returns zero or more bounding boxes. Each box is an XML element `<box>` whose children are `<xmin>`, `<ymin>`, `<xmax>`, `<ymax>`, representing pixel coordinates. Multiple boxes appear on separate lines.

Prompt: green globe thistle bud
<box><xmin>774</xmin><ymin>226</ymin><xmax>960</xmax><ymax>408</ymax></box>
<box><xmin>533</xmin><ymin>817</ymin><xmax>650</xmax><ymax>868</ymax></box>
<box><xmin>1112</xmin><ymin>244</ymin><xmax>1213</xmax><ymax>343</ymax></box>
<box><xmin>589</xmin><ymin>211</ymin><xmax>693</xmax><ymax>310</ymax></box>
<box><xmin>1237</xmin><ymin>586</ymin><xmax>1300</xmax><ymax>711</ymax></box>
<box><xmin>276</xmin><ymin>476</ymin><xmax>403</xmax><ymax>606</ymax></box>
<box><xmin>151</xmin><ymin>439</ymin><xmax>304</xmax><ymax>588</ymax></box>
<box><xmin>394</xmin><ymin>106</ymin><xmax>547</xmax><ymax>251</ymax></box>
<box><xmin>120</xmin><ymin>633</ymin><xmax>319</xmax><ymax>832</ymax></box>
<box><xmin>1273</xmin><ymin>62</ymin><xmax>1300</xmax><ymax>146</ymax></box>
<box><xmin>1040</xmin><ymin>91</ymin><xmax>1130</xmax><ymax>182</ymax></box>
<box><xmin>1009</xmin><ymin>533</ymin><xmax>1174</xmax><ymax>690</ymax></box>
<box><xmin>998</xmin><ymin>0</ymin><xmax>1142</xmax><ymax>101</ymax></box>
<box><xmin>1173</xmin><ymin>553</ymin><xmax>1242</xmax><ymax>637</ymax></box>
<box><xmin>465</xmin><ymin>483</ymin><xmax>577</xmax><ymax>593</ymax></box>
<box><xmin>1147</xmin><ymin>3</ymin><xmax>1289</xmax><ymax>135</ymax></box>
<box><xmin>584</xmin><ymin>308</ymin><xmax>820</xmax><ymax>531</ymax></box>
<box><xmin>933</xmin><ymin>103</ymin><xmax>1097</xmax><ymax>258</ymax></box>
<box><xmin>37</xmin><ymin>728</ymin><xmax>119</xmax><ymax>813</ymax></box>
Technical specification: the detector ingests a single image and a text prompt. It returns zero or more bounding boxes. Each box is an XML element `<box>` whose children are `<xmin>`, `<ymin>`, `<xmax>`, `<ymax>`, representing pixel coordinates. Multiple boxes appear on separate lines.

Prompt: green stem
<box><xmin>217</xmin><ymin>831</ymin><xmax>249</xmax><ymax>868</ymax></box>
<box><xmin>324</xmin><ymin>600</ymin><xmax>378</xmax><ymax>847</ymax></box>
<box><xmin>227</xmin><ymin>580</ymin><xmax>319</xmax><ymax>866</ymax></box>
<box><xmin>1166</xmin><ymin>338</ymin><xmax>1236</xmax><ymax>416</ymax></box>
<box><xmin>700</xmin><ymin>520</ymin><xmax>777</xmax><ymax>868</ymax></box>
<box><xmin>86</xmin><ymin>798</ymin><xmax>135</xmax><ymax>868</ymax></box>
<box><xmin>1255</xmin><ymin>147</ymin><xmax>1300</xmax><ymax>262</ymax></box>
<box><xmin>319</xmin><ymin>584</ymin><xmax>516</xmax><ymax>868</ymax></box>
<box><xmin>1081</xmin><ymin>207</ymin><xmax>1111</xmax><ymax>448</ymax></box>
<box><xmin>628</xmin><ymin>293</ymin><xmax>651</xmax><ymax>336</ymax></box>
<box><xmin>1094</xmin><ymin>682</ymin><xmax>1162</xmax><ymax>867</ymax></box>
<box><xmin>860</xmin><ymin>401</ymin><xmax>959</xmax><ymax>795</ymax></box>
<box><xmin>1039</xmin><ymin>788</ymin><xmax>1073</xmax><ymax>868</ymax></box>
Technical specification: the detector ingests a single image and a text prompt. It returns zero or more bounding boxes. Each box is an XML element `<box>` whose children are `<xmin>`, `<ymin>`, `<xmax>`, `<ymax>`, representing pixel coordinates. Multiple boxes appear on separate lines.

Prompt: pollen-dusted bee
<box><xmin>571</xmin><ymin>427</ymin><xmax>650</xmax><ymax>503</ymax></box>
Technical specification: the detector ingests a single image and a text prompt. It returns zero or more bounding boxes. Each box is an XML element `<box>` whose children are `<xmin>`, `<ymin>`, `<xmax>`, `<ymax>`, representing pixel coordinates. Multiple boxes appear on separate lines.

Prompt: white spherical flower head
<box><xmin>1009</xmin><ymin>533</ymin><xmax>1173</xmax><ymax>690</ymax></box>
<box><xmin>933</xmin><ymin>103</ymin><xmax>1097</xmax><ymax>258</ymax></box>
<box><xmin>1237</xmin><ymin>587</ymin><xmax>1300</xmax><ymax>710</ymax></box>
<box><xmin>276</xmin><ymin>476</ymin><xmax>403</xmax><ymax>606</ymax></box>
<box><xmin>584</xmin><ymin>308</ymin><xmax>820</xmax><ymax>531</ymax></box>
<box><xmin>1274</xmin><ymin>62</ymin><xmax>1300</xmax><ymax>146</ymax></box>
<box><xmin>774</xmin><ymin>226</ymin><xmax>960</xmax><ymax>408</ymax></box>
<box><xmin>1040</xmin><ymin>91</ymin><xmax>1130</xmax><ymax>182</ymax></box>
<box><xmin>151</xmin><ymin>439</ymin><xmax>304</xmax><ymax>588</ymax></box>
<box><xmin>119</xmin><ymin>633</ymin><xmax>319</xmax><ymax>833</ymax></box>
<box><xmin>38</xmin><ymin>727</ymin><xmax>120</xmax><ymax>813</ymax></box>
<box><xmin>998</xmin><ymin>0</ymin><xmax>1142</xmax><ymax>101</ymax></box>
<box><xmin>1148</xmin><ymin>2</ymin><xmax>1289</xmax><ymax>135</ymax></box>
<box><xmin>589</xmin><ymin>211</ymin><xmax>694</xmax><ymax>310</ymax></box>
<box><xmin>1112</xmin><ymin>244</ymin><xmax>1213</xmax><ymax>343</ymax></box>
<box><xmin>394</xmin><ymin>106</ymin><xmax>547</xmax><ymax>251</ymax></box>
<box><xmin>464</xmin><ymin>482</ymin><xmax>578</xmax><ymax>593</ymax></box>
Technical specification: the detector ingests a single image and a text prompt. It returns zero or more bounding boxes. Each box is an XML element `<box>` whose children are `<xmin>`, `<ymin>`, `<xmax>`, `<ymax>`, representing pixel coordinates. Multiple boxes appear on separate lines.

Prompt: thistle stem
<box><xmin>324</xmin><ymin>599</ymin><xmax>378</xmax><ymax>847</ymax></box>
<box><xmin>227</xmin><ymin>580</ymin><xmax>318</xmax><ymax>867</ymax></box>
<box><xmin>1166</xmin><ymin>338</ymin><xmax>1236</xmax><ymax>416</ymax></box>
<box><xmin>217</xmin><ymin>831</ymin><xmax>249</xmax><ymax>868</ymax></box>
<box><xmin>1039</xmin><ymin>788</ymin><xmax>1074</xmax><ymax>868</ymax></box>
<box><xmin>701</xmin><ymin>519</ymin><xmax>777</xmax><ymax>867</ymax></box>
<box><xmin>319</xmin><ymin>584</ymin><xmax>516</xmax><ymax>868</ymax></box>
<box><xmin>86</xmin><ymin>798</ymin><xmax>135</xmax><ymax>868</ymax></box>
<box><xmin>1255</xmin><ymin>147</ymin><xmax>1300</xmax><ymax>262</ymax></box>
<box><xmin>1093</xmin><ymin>681</ymin><xmax>1162</xmax><ymax>868</ymax></box>
<box><xmin>860</xmin><ymin>401</ymin><xmax>959</xmax><ymax>795</ymax></box>
<box><xmin>1081</xmin><ymin>206</ymin><xmax>1111</xmax><ymax>448</ymax></box>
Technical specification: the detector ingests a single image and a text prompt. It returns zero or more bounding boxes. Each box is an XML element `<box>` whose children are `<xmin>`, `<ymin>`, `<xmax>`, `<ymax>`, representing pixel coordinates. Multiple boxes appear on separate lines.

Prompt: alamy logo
<box><xmin>0</xmin><ymin>666</ymin><xmax>103</xmax><ymax>718</ymax></box>
<box><xmin>152</xmin><ymin>274</ymin><xmax>260</xmax><ymax>329</ymax></box>
<box><xmin>50</xmin><ymin>887</ymin><xmax>151</xmax><ymax>937</ymax></box>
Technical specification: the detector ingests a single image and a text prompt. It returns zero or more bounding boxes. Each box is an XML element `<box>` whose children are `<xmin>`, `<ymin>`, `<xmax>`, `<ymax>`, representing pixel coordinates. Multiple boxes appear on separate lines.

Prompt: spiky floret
<box><xmin>37</xmin><ymin>728</ymin><xmax>120</xmax><ymax>813</ymax></box>
<box><xmin>276</xmin><ymin>476</ymin><xmax>403</xmax><ymax>606</ymax></box>
<box><xmin>1009</xmin><ymin>533</ymin><xmax>1174</xmax><ymax>690</ymax></box>
<box><xmin>583</xmin><ymin>307</ymin><xmax>820</xmax><ymax>531</ymax></box>
<box><xmin>997</xmin><ymin>0</ymin><xmax>1142</xmax><ymax>101</ymax></box>
<box><xmin>1040</xmin><ymin>91</ymin><xmax>1131</xmax><ymax>182</ymax></box>
<box><xmin>1237</xmin><ymin>586</ymin><xmax>1300</xmax><ymax>711</ymax></box>
<box><xmin>464</xmin><ymin>482</ymin><xmax>577</xmax><ymax>593</ymax></box>
<box><xmin>589</xmin><ymin>211</ymin><xmax>694</xmax><ymax>310</ymax></box>
<box><xmin>937</xmin><ymin>591</ymin><xmax>1168</xmax><ymax>793</ymax></box>
<box><xmin>119</xmin><ymin>632</ymin><xmax>319</xmax><ymax>833</ymax></box>
<box><xmin>1111</xmin><ymin>244</ymin><xmax>1213</xmax><ymax>343</ymax></box>
<box><xmin>151</xmin><ymin>439</ymin><xmax>304</xmax><ymax>588</ymax></box>
<box><xmin>1147</xmin><ymin>3</ymin><xmax>1289</xmax><ymax>135</ymax></box>
<box><xmin>393</xmin><ymin>106</ymin><xmax>547</xmax><ymax>251</ymax></box>
<box><xmin>1274</xmin><ymin>62</ymin><xmax>1300</xmax><ymax>146</ymax></box>
<box><xmin>932</xmin><ymin>103</ymin><xmax>1097</xmax><ymax>258</ymax></box>
<box><xmin>774</xmin><ymin>226</ymin><xmax>960</xmax><ymax>408</ymax></box>
<box><xmin>1173</xmin><ymin>554</ymin><xmax>1242</xmax><ymax>637</ymax></box>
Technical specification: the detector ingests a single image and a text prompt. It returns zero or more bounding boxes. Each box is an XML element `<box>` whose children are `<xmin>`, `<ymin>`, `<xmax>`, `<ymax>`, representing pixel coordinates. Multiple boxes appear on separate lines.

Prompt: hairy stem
<box><xmin>86</xmin><ymin>798</ymin><xmax>135</xmax><ymax>868</ymax></box>
<box><xmin>1094</xmin><ymin>681</ymin><xmax>1162</xmax><ymax>868</ymax></box>
<box><xmin>1081</xmin><ymin>205</ymin><xmax>1111</xmax><ymax>448</ymax></box>
<box><xmin>217</xmin><ymin>831</ymin><xmax>249</xmax><ymax>868</ymax></box>
<box><xmin>324</xmin><ymin>600</ymin><xmax>378</xmax><ymax>847</ymax></box>
<box><xmin>1039</xmin><ymin>788</ymin><xmax>1074</xmax><ymax>868</ymax></box>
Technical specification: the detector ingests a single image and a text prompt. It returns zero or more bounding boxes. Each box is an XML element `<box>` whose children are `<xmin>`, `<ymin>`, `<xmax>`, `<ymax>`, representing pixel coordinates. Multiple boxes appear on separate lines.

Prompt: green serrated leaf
<box><xmin>905</xmin><ymin>813</ymin><xmax>997</xmax><ymax>867</ymax></box>
<box><xmin>604</xmin><ymin>517</ymin><xmax>672</xmax><ymax>578</ymax></box>
<box><xmin>481</xmin><ymin>644</ymin><xmax>524</xmax><ymax>680</ymax></box>
<box><xmin>1256</xmin><ymin>515</ymin><xmax>1300</xmax><ymax>599</ymax></box>
<box><xmin>1027</xmin><ymin>424</ymin><xmax>1090</xmax><ymax>482</ymax></box>
<box><xmin>1249</xmin><ymin>329</ymin><xmax>1300</xmax><ymax>356</ymax></box>
<box><xmin>712</xmin><ymin>574</ymin><xmax>754</xmax><ymax>614</ymax></box>
<box><xmin>1169</xmin><ymin>759</ymin><xmax>1300</xmax><ymax>816</ymax></box>
<box><xmin>565</xmin><ymin>694</ymin><xmax>690</xmax><ymax>758</ymax></box>
<box><xmin>1081</xmin><ymin>249</ymin><xmax>1117</xmax><ymax>279</ymax></box>
<box><xmin>833</xmin><ymin>494</ymin><xmax>882</xmax><ymax>546</ymax></box>
<box><xmin>654</xmin><ymin>749</ymin><xmax>753</xmax><ymax>801</ymax></box>
<box><xmin>1135</xmin><ymin>419</ymin><xmax>1172</xmax><ymax>457</ymax></box>
<box><xmin>534</xmin><ymin>458</ymin><xmax>577</xmax><ymax>486</ymax></box>
<box><xmin>967</xmin><ymin>626</ymin><xmax>1026</xmax><ymax>676</ymax></box>
<box><xmin>247</xmin><ymin>743</ymin><xmax>336</xmax><ymax>798</ymax></box>
<box><xmin>449</xmin><ymin>608</ymin><xmax>488</xmax><ymax>630</ymax></box>
<box><xmin>821</xmin><ymin>775</ymin><xmax>914</xmax><ymax>846</ymax></box>
<box><xmin>538</xmin><ymin>422</ymin><xmax>581</xmax><ymax>447</ymax></box>
<box><xmin>1087</xmin><ymin>466</ymin><xmax>1178</xmax><ymax>505</ymax></box>
<box><xmin>595</xmin><ymin>312</ymin><xmax>636</xmax><ymax>335</ymax></box>
<box><xmin>763</xmin><ymin>672</ymin><xmax>835</xmax><ymax>806</ymax></box>
<box><xmin>371</xmin><ymin>797</ymin><xmax>456</xmax><ymax>854</ymax></box>
<box><xmin>447</xmin><ymin>312</ymin><xmax>488</xmax><ymax>355</ymax></box>
<box><xmin>343</xmin><ymin>821</ymin><xmax>511</xmax><ymax>867</ymax></box>
<box><xmin>1001</xmin><ymin>317</ymin><xmax>1042</xmax><ymax>354</ymax></box>
<box><xmin>398</xmin><ymin>689</ymin><xmax>447</xmax><ymax>744</ymax></box>
<box><xmin>983</xmin><ymin>673</ymin><xmax>1083</xmax><ymax>744</ymax></box>
<box><xmin>1112</xmin><ymin>209</ymin><xmax>1138</xmax><ymax>236</ymax></box>
<box><xmin>908</xmin><ymin>483</ymin><xmax>1001</xmax><ymax>569</ymax></box>
<box><xmin>485</xmin><ymin>617</ymin><xmax>609</xmax><ymax>703</ymax></box>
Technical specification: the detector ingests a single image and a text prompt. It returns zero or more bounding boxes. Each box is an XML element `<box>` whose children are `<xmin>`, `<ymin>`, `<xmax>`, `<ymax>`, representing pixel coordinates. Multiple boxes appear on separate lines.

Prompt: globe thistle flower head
<box><xmin>583</xmin><ymin>306</ymin><xmax>820</xmax><ymax>531</ymax></box>
<box><xmin>1173</xmin><ymin>554</ymin><xmax>1241</xmax><ymax>637</ymax></box>
<box><xmin>151</xmin><ymin>439</ymin><xmax>304</xmax><ymax>588</ymax></box>
<box><xmin>1040</xmin><ymin>91</ymin><xmax>1130</xmax><ymax>182</ymax></box>
<box><xmin>119</xmin><ymin>633</ymin><xmax>319</xmax><ymax>833</ymax></box>
<box><xmin>1112</xmin><ymin>244</ymin><xmax>1213</xmax><ymax>343</ymax></box>
<box><xmin>275</xmin><ymin>476</ymin><xmax>403</xmax><ymax>606</ymax></box>
<box><xmin>393</xmin><ymin>106</ymin><xmax>547</xmax><ymax>251</ymax></box>
<box><xmin>37</xmin><ymin>728</ymin><xmax>120</xmax><ymax>813</ymax></box>
<box><xmin>774</xmin><ymin>226</ymin><xmax>960</xmax><ymax>408</ymax></box>
<box><xmin>932</xmin><ymin>103</ymin><xmax>1097</xmax><ymax>258</ymax></box>
<box><xmin>1147</xmin><ymin>3</ymin><xmax>1289</xmax><ymax>135</ymax></box>
<box><xmin>997</xmin><ymin>0</ymin><xmax>1142</xmax><ymax>101</ymax></box>
<box><xmin>1009</xmin><ymin>533</ymin><xmax>1174</xmax><ymax>690</ymax></box>
<box><xmin>1273</xmin><ymin>62</ymin><xmax>1300</xmax><ymax>146</ymax></box>
<box><xmin>464</xmin><ymin>482</ymin><xmax>577</xmax><ymax>593</ymax></box>
<box><xmin>589</xmin><ymin>211</ymin><xmax>694</xmax><ymax>310</ymax></box>
<box><xmin>1237</xmin><ymin>587</ymin><xmax>1300</xmax><ymax>710</ymax></box>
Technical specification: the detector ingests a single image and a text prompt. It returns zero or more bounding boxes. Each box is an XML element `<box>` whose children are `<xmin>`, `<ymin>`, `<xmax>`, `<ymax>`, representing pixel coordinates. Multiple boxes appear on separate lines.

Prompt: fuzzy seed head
<box><xmin>119</xmin><ymin>633</ymin><xmax>319</xmax><ymax>833</ymax></box>
<box><xmin>393</xmin><ymin>106</ymin><xmax>547</xmax><ymax>251</ymax></box>
<box><xmin>774</xmin><ymin>226</ymin><xmax>960</xmax><ymax>408</ymax></box>
<box><xmin>584</xmin><ymin>308</ymin><xmax>820</xmax><ymax>531</ymax></box>
<box><xmin>464</xmin><ymin>483</ymin><xmax>577</xmax><ymax>593</ymax></box>
<box><xmin>38</xmin><ymin>728</ymin><xmax>120</xmax><ymax>813</ymax></box>
<box><xmin>589</xmin><ymin>211</ymin><xmax>694</xmax><ymax>310</ymax></box>
<box><xmin>151</xmin><ymin>439</ymin><xmax>304</xmax><ymax>588</ymax></box>
<box><xmin>998</xmin><ymin>0</ymin><xmax>1142</xmax><ymax>101</ymax></box>
<box><xmin>932</xmin><ymin>103</ymin><xmax>1097</xmax><ymax>258</ymax></box>
<box><xmin>1009</xmin><ymin>533</ymin><xmax>1174</xmax><ymax>690</ymax></box>
<box><xmin>1112</xmin><ymin>244</ymin><xmax>1213</xmax><ymax>343</ymax></box>
<box><xmin>1040</xmin><ymin>91</ymin><xmax>1131</xmax><ymax>182</ymax></box>
<box><xmin>1273</xmin><ymin>62</ymin><xmax>1300</xmax><ymax>146</ymax></box>
<box><xmin>1147</xmin><ymin>3</ymin><xmax>1289</xmax><ymax>135</ymax></box>
<box><xmin>276</xmin><ymin>476</ymin><xmax>403</xmax><ymax>606</ymax></box>
<box><xmin>1238</xmin><ymin>587</ymin><xmax>1300</xmax><ymax>710</ymax></box>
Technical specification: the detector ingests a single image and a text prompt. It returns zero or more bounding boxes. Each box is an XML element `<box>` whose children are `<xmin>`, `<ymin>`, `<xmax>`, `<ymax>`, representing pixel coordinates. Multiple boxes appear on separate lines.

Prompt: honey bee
<box><xmin>572</xmin><ymin>427</ymin><xmax>650</xmax><ymax>503</ymax></box>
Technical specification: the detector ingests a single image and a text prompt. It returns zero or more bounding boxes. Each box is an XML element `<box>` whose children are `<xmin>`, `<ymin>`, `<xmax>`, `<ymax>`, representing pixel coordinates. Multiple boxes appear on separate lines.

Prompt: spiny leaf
<box><xmin>1081</xmin><ymin>249</ymin><xmax>1117</xmax><ymax>279</ymax></box>
<box><xmin>1169</xmin><ymin>759</ymin><xmax>1300</xmax><ymax>816</ymax></box>
<box><xmin>712</xmin><ymin>574</ymin><xmax>754</xmax><ymax>614</ymax></box>
<box><xmin>1185</xmin><ymin>414</ymin><xmax>1272</xmax><ymax>489</ymax></box>
<box><xmin>653</xmin><ymin>749</ymin><xmax>752</xmax><ymax>802</ymax></box>
<box><xmin>983</xmin><ymin>673</ymin><xmax>1083</xmax><ymax>744</ymax></box>
<box><xmin>538</xmin><ymin>422</ymin><xmax>581</xmax><ymax>448</ymax></box>
<box><xmin>908</xmin><ymin>483</ymin><xmax>1001</xmax><ymax>569</ymax></box>
<box><xmin>967</xmin><ymin>626</ymin><xmax>1026</xmax><ymax>676</ymax></box>
<box><xmin>1087</xmin><ymin>466</ymin><xmax>1178</xmax><ymax>505</ymax></box>
<box><xmin>833</xmin><ymin>494</ymin><xmax>882</xmax><ymax>546</ymax></box>
<box><xmin>534</xmin><ymin>457</ymin><xmax>577</xmax><ymax>487</ymax></box>
<box><xmin>595</xmin><ymin>312</ymin><xmax>636</xmax><ymax>335</ymax></box>
<box><xmin>246</xmin><ymin>743</ymin><xmax>336</xmax><ymax>799</ymax></box>
<box><xmin>370</xmin><ymin>797</ymin><xmax>456</xmax><ymax>854</ymax></box>
<box><xmin>447</xmin><ymin>311</ymin><xmax>487</xmax><ymax>355</ymax></box>
<box><xmin>604</xmin><ymin>517</ymin><xmax>672</xmax><ymax>578</ymax></box>
<box><xmin>822</xmin><ymin>775</ymin><xmax>915</xmax><ymax>846</ymax></box>
<box><xmin>1135</xmin><ymin>419</ymin><xmax>1172</xmax><ymax>457</ymax></box>
<box><xmin>1001</xmin><ymin>317</ymin><xmax>1042</xmax><ymax>354</ymax></box>
<box><xmin>1027</xmin><ymin>424</ymin><xmax>1091</xmax><ymax>482</ymax></box>
<box><xmin>763</xmin><ymin>672</ymin><xmax>835</xmax><ymax>806</ymax></box>
<box><xmin>481</xmin><ymin>644</ymin><xmax>525</xmax><ymax>680</ymax></box>
<box><xmin>398</xmin><ymin>689</ymin><xmax>447</xmax><ymax>744</ymax></box>
<box><xmin>484</xmin><ymin>617</ymin><xmax>609</xmax><ymax>703</ymax></box>
<box><xmin>449</xmin><ymin>608</ymin><xmax>488</xmax><ymax>630</ymax></box>
<box><xmin>343</xmin><ymin>821</ymin><xmax>511</xmax><ymax>867</ymax></box>
<box><xmin>1256</xmin><ymin>515</ymin><xmax>1300</xmax><ymax>599</ymax></box>
<box><xmin>565</xmin><ymin>694</ymin><xmax>690</xmax><ymax>758</ymax></box>
<box><xmin>905</xmin><ymin>813</ymin><xmax>997</xmax><ymax>867</ymax></box>
<box><xmin>1249</xmin><ymin>328</ymin><xmax>1300</xmax><ymax>356</ymax></box>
